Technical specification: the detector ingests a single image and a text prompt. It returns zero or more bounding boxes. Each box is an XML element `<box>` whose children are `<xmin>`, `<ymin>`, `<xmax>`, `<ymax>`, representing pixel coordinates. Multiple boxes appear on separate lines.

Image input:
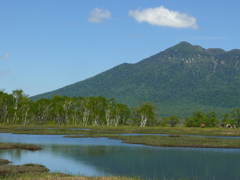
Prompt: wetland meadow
<box><xmin>1</xmin><ymin>126</ymin><xmax>240</xmax><ymax>180</ymax></box>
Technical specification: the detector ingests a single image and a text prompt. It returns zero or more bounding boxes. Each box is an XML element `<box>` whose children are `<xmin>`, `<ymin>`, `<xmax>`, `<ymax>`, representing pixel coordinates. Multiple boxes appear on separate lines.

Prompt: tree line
<box><xmin>0</xmin><ymin>89</ymin><xmax>239</xmax><ymax>127</ymax></box>
<box><xmin>185</xmin><ymin>110</ymin><xmax>240</xmax><ymax>128</ymax></box>
<box><xmin>0</xmin><ymin>89</ymin><xmax>157</xmax><ymax>126</ymax></box>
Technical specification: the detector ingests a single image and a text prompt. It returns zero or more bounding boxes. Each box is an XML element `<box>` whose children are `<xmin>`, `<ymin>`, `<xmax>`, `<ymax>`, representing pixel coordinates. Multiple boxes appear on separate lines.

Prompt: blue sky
<box><xmin>1</xmin><ymin>0</ymin><xmax>240</xmax><ymax>96</ymax></box>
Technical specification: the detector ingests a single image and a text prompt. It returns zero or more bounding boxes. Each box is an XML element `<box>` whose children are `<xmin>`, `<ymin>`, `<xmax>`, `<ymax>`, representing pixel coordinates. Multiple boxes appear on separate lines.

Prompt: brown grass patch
<box><xmin>0</xmin><ymin>163</ymin><xmax>49</xmax><ymax>178</ymax></box>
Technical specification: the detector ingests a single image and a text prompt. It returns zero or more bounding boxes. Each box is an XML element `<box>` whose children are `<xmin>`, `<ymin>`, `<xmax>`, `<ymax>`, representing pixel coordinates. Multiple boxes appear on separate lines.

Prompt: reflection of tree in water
<box><xmin>46</xmin><ymin>144</ymin><xmax>240</xmax><ymax>180</ymax></box>
<box><xmin>0</xmin><ymin>149</ymin><xmax>25</xmax><ymax>162</ymax></box>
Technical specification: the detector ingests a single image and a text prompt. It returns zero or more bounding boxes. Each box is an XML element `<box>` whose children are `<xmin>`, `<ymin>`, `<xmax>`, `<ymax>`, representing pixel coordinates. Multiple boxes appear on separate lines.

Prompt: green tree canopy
<box><xmin>185</xmin><ymin>111</ymin><xmax>219</xmax><ymax>127</ymax></box>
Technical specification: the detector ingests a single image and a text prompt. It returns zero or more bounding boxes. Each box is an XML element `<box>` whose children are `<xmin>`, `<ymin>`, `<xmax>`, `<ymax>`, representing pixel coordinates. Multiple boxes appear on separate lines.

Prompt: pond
<box><xmin>0</xmin><ymin>133</ymin><xmax>240</xmax><ymax>180</ymax></box>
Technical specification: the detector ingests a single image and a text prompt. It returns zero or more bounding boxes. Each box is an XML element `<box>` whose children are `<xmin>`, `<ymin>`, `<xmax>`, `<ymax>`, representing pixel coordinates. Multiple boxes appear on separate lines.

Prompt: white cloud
<box><xmin>129</xmin><ymin>6</ymin><xmax>198</xmax><ymax>29</ymax></box>
<box><xmin>0</xmin><ymin>71</ymin><xmax>10</xmax><ymax>78</ymax></box>
<box><xmin>88</xmin><ymin>8</ymin><xmax>112</xmax><ymax>23</ymax></box>
<box><xmin>1</xmin><ymin>52</ymin><xmax>11</xmax><ymax>59</ymax></box>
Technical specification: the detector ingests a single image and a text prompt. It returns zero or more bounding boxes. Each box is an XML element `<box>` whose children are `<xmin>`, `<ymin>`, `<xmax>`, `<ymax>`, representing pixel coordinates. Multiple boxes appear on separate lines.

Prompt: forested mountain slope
<box><xmin>31</xmin><ymin>42</ymin><xmax>240</xmax><ymax>118</ymax></box>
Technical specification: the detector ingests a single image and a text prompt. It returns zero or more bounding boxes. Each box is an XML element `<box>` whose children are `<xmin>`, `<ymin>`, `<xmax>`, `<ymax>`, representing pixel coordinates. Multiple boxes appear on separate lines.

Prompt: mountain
<box><xmin>31</xmin><ymin>42</ymin><xmax>240</xmax><ymax>118</ymax></box>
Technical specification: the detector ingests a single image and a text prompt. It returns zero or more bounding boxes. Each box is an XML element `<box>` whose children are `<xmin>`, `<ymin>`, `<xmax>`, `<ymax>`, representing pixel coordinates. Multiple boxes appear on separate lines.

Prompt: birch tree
<box><xmin>0</xmin><ymin>90</ymin><xmax>12</xmax><ymax>123</ymax></box>
<box><xmin>105</xmin><ymin>98</ymin><xmax>115</xmax><ymax>126</ymax></box>
<box><xmin>11</xmin><ymin>89</ymin><xmax>30</xmax><ymax>124</ymax></box>
<box><xmin>31</xmin><ymin>98</ymin><xmax>53</xmax><ymax>125</ymax></box>
<box><xmin>135</xmin><ymin>102</ymin><xmax>156</xmax><ymax>127</ymax></box>
<box><xmin>62</xmin><ymin>96</ymin><xmax>75</xmax><ymax>124</ymax></box>
<box><xmin>82</xmin><ymin>96</ymin><xmax>95</xmax><ymax>126</ymax></box>
<box><xmin>70</xmin><ymin>96</ymin><xmax>84</xmax><ymax>125</ymax></box>
<box><xmin>91</xmin><ymin>96</ymin><xmax>106</xmax><ymax>126</ymax></box>
<box><xmin>112</xmin><ymin>103</ymin><xmax>130</xmax><ymax>126</ymax></box>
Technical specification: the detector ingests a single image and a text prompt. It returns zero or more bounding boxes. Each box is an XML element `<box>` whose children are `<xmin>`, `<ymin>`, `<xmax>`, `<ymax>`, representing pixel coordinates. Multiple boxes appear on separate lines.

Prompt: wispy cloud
<box><xmin>191</xmin><ymin>36</ymin><xmax>228</xmax><ymax>40</ymax></box>
<box><xmin>88</xmin><ymin>8</ymin><xmax>112</xmax><ymax>23</ymax></box>
<box><xmin>68</xmin><ymin>22</ymin><xmax>75</xmax><ymax>26</ymax></box>
<box><xmin>1</xmin><ymin>52</ymin><xmax>11</xmax><ymax>59</ymax></box>
<box><xmin>129</xmin><ymin>6</ymin><xmax>198</xmax><ymax>29</ymax></box>
<box><xmin>0</xmin><ymin>71</ymin><xmax>10</xmax><ymax>78</ymax></box>
<box><xmin>129</xmin><ymin>33</ymin><xmax>144</xmax><ymax>38</ymax></box>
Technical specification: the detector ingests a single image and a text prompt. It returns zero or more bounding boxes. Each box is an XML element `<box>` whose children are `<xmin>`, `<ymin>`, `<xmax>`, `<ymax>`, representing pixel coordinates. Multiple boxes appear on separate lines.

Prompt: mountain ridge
<box><xmin>31</xmin><ymin>42</ymin><xmax>240</xmax><ymax>118</ymax></box>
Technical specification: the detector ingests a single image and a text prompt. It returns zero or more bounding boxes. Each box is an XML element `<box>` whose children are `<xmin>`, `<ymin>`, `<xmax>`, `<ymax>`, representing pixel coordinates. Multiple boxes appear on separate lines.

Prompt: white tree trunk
<box><xmin>92</xmin><ymin>115</ymin><xmax>100</xmax><ymax>126</ymax></box>
<box><xmin>114</xmin><ymin>116</ymin><xmax>121</xmax><ymax>126</ymax></box>
<box><xmin>23</xmin><ymin>107</ymin><xmax>29</xmax><ymax>125</ymax></box>
<box><xmin>83</xmin><ymin>110</ymin><xmax>90</xmax><ymax>126</ymax></box>
<box><xmin>140</xmin><ymin>114</ymin><xmax>147</xmax><ymax>127</ymax></box>
<box><xmin>105</xmin><ymin>109</ymin><xmax>111</xmax><ymax>126</ymax></box>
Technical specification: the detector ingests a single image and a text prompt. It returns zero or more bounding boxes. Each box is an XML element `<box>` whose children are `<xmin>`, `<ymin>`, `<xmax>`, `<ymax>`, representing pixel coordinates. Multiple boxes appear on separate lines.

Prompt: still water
<box><xmin>0</xmin><ymin>133</ymin><xmax>240</xmax><ymax>180</ymax></box>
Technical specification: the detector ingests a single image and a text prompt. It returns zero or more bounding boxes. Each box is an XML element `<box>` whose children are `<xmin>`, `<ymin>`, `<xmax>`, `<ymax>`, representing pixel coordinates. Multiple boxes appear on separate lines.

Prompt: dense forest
<box><xmin>1</xmin><ymin>89</ymin><xmax>240</xmax><ymax>127</ymax></box>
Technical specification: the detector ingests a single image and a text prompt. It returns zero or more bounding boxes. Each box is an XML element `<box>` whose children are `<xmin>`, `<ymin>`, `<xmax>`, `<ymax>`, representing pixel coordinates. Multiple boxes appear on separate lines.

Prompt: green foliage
<box><xmin>185</xmin><ymin>111</ymin><xmax>205</xmax><ymax>127</ymax></box>
<box><xmin>231</xmin><ymin>108</ymin><xmax>240</xmax><ymax>126</ymax></box>
<box><xmin>133</xmin><ymin>102</ymin><xmax>157</xmax><ymax>127</ymax></box>
<box><xmin>221</xmin><ymin>113</ymin><xmax>234</xmax><ymax>126</ymax></box>
<box><xmin>160</xmin><ymin>117</ymin><xmax>169</xmax><ymax>127</ymax></box>
<box><xmin>1</xmin><ymin>89</ymin><xmax>239</xmax><ymax>128</ymax></box>
<box><xmin>204</xmin><ymin>111</ymin><xmax>219</xmax><ymax>127</ymax></box>
<box><xmin>185</xmin><ymin>111</ymin><xmax>219</xmax><ymax>127</ymax></box>
<box><xmin>0</xmin><ymin>90</ymin><xmax>137</xmax><ymax>126</ymax></box>
<box><xmin>167</xmin><ymin>116</ymin><xmax>180</xmax><ymax>127</ymax></box>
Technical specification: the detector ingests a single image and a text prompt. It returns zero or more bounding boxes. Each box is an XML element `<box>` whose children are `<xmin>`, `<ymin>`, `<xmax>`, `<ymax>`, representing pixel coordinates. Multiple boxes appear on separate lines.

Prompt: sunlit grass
<box><xmin>1</xmin><ymin>125</ymin><xmax>240</xmax><ymax>143</ymax></box>
<box><xmin>1</xmin><ymin>125</ymin><xmax>240</xmax><ymax>137</ymax></box>
<box><xmin>112</xmin><ymin>135</ymin><xmax>240</xmax><ymax>148</ymax></box>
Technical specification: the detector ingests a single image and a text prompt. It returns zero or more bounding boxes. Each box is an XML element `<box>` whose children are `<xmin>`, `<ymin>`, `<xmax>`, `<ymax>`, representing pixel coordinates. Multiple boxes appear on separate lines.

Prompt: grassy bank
<box><xmin>110</xmin><ymin>135</ymin><xmax>240</xmax><ymax>148</ymax></box>
<box><xmin>1</xmin><ymin>125</ymin><xmax>240</xmax><ymax>136</ymax></box>
<box><xmin>2</xmin><ymin>174</ymin><xmax>140</xmax><ymax>180</ymax></box>
<box><xmin>0</xmin><ymin>160</ymin><xmax>140</xmax><ymax>180</ymax></box>
<box><xmin>0</xmin><ymin>163</ymin><xmax>49</xmax><ymax>179</ymax></box>
<box><xmin>0</xmin><ymin>143</ymin><xmax>42</xmax><ymax>151</ymax></box>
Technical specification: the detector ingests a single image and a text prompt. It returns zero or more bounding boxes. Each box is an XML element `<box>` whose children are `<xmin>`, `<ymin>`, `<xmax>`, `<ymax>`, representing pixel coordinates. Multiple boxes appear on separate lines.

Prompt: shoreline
<box><xmin>0</xmin><ymin>126</ymin><xmax>240</xmax><ymax>179</ymax></box>
<box><xmin>1</xmin><ymin>125</ymin><xmax>240</xmax><ymax>149</ymax></box>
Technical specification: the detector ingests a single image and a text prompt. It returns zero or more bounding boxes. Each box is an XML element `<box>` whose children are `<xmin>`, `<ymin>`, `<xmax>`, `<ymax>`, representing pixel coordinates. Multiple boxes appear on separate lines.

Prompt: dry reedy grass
<box><xmin>0</xmin><ymin>159</ymin><xmax>11</xmax><ymax>165</ymax></box>
<box><xmin>0</xmin><ymin>143</ymin><xmax>42</xmax><ymax>151</ymax></box>
<box><xmin>4</xmin><ymin>174</ymin><xmax>139</xmax><ymax>180</ymax></box>
<box><xmin>0</xmin><ymin>164</ymin><xmax>49</xmax><ymax>177</ymax></box>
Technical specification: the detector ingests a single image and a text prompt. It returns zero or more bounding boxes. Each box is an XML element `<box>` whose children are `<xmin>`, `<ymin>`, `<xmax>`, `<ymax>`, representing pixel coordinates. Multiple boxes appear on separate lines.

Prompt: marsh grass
<box><xmin>1</xmin><ymin>125</ymin><xmax>240</xmax><ymax>148</ymax></box>
<box><xmin>1</xmin><ymin>125</ymin><xmax>240</xmax><ymax>137</ymax></box>
<box><xmin>0</xmin><ymin>163</ymin><xmax>49</xmax><ymax>178</ymax></box>
<box><xmin>0</xmin><ymin>127</ymin><xmax>89</xmax><ymax>135</ymax></box>
<box><xmin>0</xmin><ymin>143</ymin><xmax>42</xmax><ymax>151</ymax></box>
<box><xmin>112</xmin><ymin>135</ymin><xmax>240</xmax><ymax>148</ymax></box>
<box><xmin>0</xmin><ymin>159</ymin><xmax>11</xmax><ymax>165</ymax></box>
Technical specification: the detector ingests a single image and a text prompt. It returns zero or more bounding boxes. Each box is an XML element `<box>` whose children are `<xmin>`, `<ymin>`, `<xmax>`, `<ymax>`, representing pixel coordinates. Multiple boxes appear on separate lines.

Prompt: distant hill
<box><xmin>31</xmin><ymin>42</ymin><xmax>240</xmax><ymax>118</ymax></box>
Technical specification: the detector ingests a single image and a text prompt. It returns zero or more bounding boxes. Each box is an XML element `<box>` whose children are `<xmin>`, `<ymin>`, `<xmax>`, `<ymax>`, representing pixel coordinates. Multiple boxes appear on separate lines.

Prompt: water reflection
<box><xmin>0</xmin><ymin>133</ymin><xmax>240</xmax><ymax>180</ymax></box>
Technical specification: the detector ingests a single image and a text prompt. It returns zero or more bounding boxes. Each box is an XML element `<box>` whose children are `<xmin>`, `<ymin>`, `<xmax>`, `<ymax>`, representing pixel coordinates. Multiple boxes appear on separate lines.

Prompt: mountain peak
<box><xmin>172</xmin><ymin>41</ymin><xmax>193</xmax><ymax>49</ymax></box>
<box><xmin>177</xmin><ymin>41</ymin><xmax>192</xmax><ymax>46</ymax></box>
<box><xmin>169</xmin><ymin>41</ymin><xmax>205</xmax><ymax>53</ymax></box>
